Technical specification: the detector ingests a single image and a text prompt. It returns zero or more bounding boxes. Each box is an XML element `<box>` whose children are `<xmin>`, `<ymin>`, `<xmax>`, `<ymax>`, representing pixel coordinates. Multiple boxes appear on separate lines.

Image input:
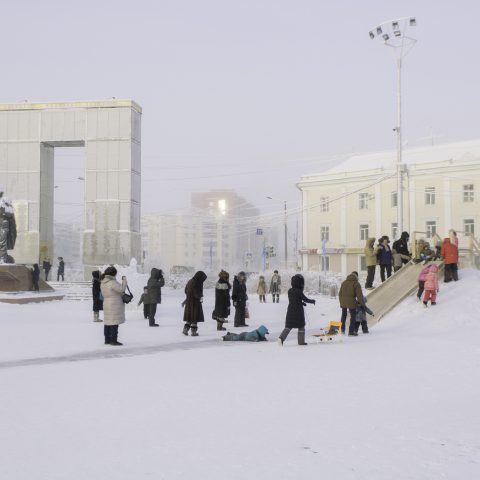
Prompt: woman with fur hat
<box><xmin>212</xmin><ymin>270</ymin><xmax>231</xmax><ymax>331</ymax></box>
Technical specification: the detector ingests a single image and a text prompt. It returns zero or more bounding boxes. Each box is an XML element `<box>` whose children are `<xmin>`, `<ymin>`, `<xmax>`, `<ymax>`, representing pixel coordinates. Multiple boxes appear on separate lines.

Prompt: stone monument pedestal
<box><xmin>0</xmin><ymin>265</ymin><xmax>63</xmax><ymax>303</ymax></box>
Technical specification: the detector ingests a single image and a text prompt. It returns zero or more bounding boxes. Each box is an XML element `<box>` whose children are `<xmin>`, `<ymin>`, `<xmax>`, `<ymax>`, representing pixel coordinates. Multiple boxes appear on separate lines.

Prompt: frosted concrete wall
<box><xmin>0</xmin><ymin>100</ymin><xmax>142</xmax><ymax>269</ymax></box>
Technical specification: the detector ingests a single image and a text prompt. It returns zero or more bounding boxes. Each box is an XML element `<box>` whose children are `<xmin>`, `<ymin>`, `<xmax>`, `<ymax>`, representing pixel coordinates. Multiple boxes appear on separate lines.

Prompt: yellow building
<box><xmin>297</xmin><ymin>140</ymin><xmax>480</xmax><ymax>274</ymax></box>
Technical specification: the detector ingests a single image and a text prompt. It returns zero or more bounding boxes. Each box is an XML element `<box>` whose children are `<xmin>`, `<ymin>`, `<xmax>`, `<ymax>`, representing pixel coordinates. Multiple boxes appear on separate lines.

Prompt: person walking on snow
<box><xmin>212</xmin><ymin>270</ymin><xmax>231</xmax><ymax>331</ymax></box>
<box><xmin>339</xmin><ymin>271</ymin><xmax>365</xmax><ymax>336</ymax></box>
<box><xmin>137</xmin><ymin>287</ymin><xmax>150</xmax><ymax>319</ymax></box>
<box><xmin>182</xmin><ymin>271</ymin><xmax>207</xmax><ymax>336</ymax></box>
<box><xmin>91</xmin><ymin>270</ymin><xmax>103</xmax><ymax>322</ymax></box>
<box><xmin>278</xmin><ymin>274</ymin><xmax>315</xmax><ymax>346</ymax></box>
<box><xmin>269</xmin><ymin>270</ymin><xmax>281</xmax><ymax>303</ymax></box>
<box><xmin>364</xmin><ymin>237</ymin><xmax>378</xmax><ymax>289</ymax></box>
<box><xmin>256</xmin><ymin>275</ymin><xmax>267</xmax><ymax>303</ymax></box>
<box><xmin>145</xmin><ymin>268</ymin><xmax>164</xmax><ymax>327</ymax></box>
<box><xmin>101</xmin><ymin>266</ymin><xmax>127</xmax><ymax>346</ymax></box>
<box><xmin>423</xmin><ymin>264</ymin><xmax>439</xmax><ymax>307</ymax></box>
<box><xmin>57</xmin><ymin>257</ymin><xmax>65</xmax><ymax>281</ymax></box>
<box><xmin>232</xmin><ymin>271</ymin><xmax>248</xmax><ymax>327</ymax></box>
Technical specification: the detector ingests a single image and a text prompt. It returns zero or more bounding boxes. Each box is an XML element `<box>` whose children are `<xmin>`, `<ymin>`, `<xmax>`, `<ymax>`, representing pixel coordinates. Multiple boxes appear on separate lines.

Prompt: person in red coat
<box><xmin>441</xmin><ymin>237</ymin><xmax>459</xmax><ymax>282</ymax></box>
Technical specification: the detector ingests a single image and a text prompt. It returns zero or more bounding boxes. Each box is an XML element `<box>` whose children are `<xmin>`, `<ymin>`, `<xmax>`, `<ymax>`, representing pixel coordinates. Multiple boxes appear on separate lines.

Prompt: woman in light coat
<box><xmin>101</xmin><ymin>266</ymin><xmax>127</xmax><ymax>346</ymax></box>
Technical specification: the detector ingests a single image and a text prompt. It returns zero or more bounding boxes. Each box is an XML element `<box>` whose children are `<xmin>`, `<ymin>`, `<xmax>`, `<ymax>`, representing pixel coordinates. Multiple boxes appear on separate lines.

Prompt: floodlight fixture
<box><xmin>376</xmin><ymin>26</ymin><xmax>382</xmax><ymax>35</ymax></box>
<box><xmin>369</xmin><ymin>31</ymin><xmax>375</xmax><ymax>39</ymax></box>
<box><xmin>383</xmin><ymin>33</ymin><xmax>390</xmax><ymax>41</ymax></box>
<box><xmin>394</xmin><ymin>30</ymin><xmax>401</xmax><ymax>37</ymax></box>
<box><xmin>410</xmin><ymin>17</ymin><xmax>416</xmax><ymax>26</ymax></box>
<box><xmin>392</xmin><ymin>21</ymin><xmax>399</xmax><ymax>29</ymax></box>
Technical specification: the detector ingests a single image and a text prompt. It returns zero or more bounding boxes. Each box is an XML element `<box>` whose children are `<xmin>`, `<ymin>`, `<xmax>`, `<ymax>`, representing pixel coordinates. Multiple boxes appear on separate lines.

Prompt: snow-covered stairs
<box><xmin>47</xmin><ymin>281</ymin><xmax>91</xmax><ymax>301</ymax></box>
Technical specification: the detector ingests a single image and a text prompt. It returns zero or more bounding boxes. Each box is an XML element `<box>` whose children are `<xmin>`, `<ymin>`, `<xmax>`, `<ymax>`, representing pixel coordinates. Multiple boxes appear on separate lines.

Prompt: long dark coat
<box><xmin>92</xmin><ymin>271</ymin><xmax>103</xmax><ymax>311</ymax></box>
<box><xmin>145</xmin><ymin>268</ymin><xmax>165</xmax><ymax>305</ymax></box>
<box><xmin>285</xmin><ymin>274</ymin><xmax>315</xmax><ymax>329</ymax></box>
<box><xmin>213</xmin><ymin>278</ymin><xmax>231</xmax><ymax>320</ymax></box>
<box><xmin>183</xmin><ymin>271</ymin><xmax>207</xmax><ymax>324</ymax></box>
<box><xmin>232</xmin><ymin>277</ymin><xmax>247</xmax><ymax>305</ymax></box>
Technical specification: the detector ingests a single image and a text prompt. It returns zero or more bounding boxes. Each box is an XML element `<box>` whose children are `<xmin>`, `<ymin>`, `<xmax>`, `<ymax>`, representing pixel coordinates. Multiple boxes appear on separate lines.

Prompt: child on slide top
<box><xmin>423</xmin><ymin>264</ymin><xmax>439</xmax><ymax>307</ymax></box>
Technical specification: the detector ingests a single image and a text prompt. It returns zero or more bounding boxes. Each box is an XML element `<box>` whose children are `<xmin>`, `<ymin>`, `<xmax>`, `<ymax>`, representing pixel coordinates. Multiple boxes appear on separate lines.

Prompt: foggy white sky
<box><xmin>2</xmin><ymin>0</ymin><xmax>480</xmax><ymax>224</ymax></box>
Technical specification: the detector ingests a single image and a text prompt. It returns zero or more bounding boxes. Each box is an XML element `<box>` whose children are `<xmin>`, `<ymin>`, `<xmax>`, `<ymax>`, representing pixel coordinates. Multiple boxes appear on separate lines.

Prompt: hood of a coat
<box><xmin>366</xmin><ymin>237</ymin><xmax>375</xmax><ymax>247</ymax></box>
<box><xmin>443</xmin><ymin>238</ymin><xmax>451</xmax><ymax>245</ymax></box>
<box><xmin>429</xmin><ymin>264</ymin><xmax>439</xmax><ymax>273</ymax></box>
<box><xmin>346</xmin><ymin>273</ymin><xmax>358</xmax><ymax>282</ymax></box>
<box><xmin>256</xmin><ymin>325</ymin><xmax>269</xmax><ymax>337</ymax></box>
<box><xmin>92</xmin><ymin>270</ymin><xmax>100</xmax><ymax>279</ymax></box>
<box><xmin>101</xmin><ymin>275</ymin><xmax>116</xmax><ymax>284</ymax></box>
<box><xmin>291</xmin><ymin>274</ymin><xmax>304</xmax><ymax>290</ymax></box>
<box><xmin>401</xmin><ymin>231</ymin><xmax>409</xmax><ymax>241</ymax></box>
<box><xmin>193</xmin><ymin>271</ymin><xmax>207</xmax><ymax>283</ymax></box>
<box><xmin>150</xmin><ymin>268</ymin><xmax>162</xmax><ymax>279</ymax></box>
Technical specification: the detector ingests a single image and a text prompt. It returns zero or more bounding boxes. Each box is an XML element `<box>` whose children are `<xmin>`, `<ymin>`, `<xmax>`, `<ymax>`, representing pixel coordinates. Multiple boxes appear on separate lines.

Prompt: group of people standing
<box><xmin>30</xmin><ymin>257</ymin><xmax>65</xmax><ymax>291</ymax></box>
<box><xmin>256</xmin><ymin>270</ymin><xmax>282</xmax><ymax>303</ymax></box>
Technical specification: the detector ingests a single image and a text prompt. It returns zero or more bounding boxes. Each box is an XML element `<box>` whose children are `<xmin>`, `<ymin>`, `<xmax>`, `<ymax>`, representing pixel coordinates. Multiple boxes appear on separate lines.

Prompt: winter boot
<box><xmin>191</xmin><ymin>326</ymin><xmax>199</xmax><ymax>337</ymax></box>
<box><xmin>109</xmin><ymin>326</ymin><xmax>123</xmax><ymax>346</ymax></box>
<box><xmin>149</xmin><ymin>319</ymin><xmax>159</xmax><ymax>327</ymax></box>
<box><xmin>104</xmin><ymin>325</ymin><xmax>111</xmax><ymax>345</ymax></box>
<box><xmin>423</xmin><ymin>301</ymin><xmax>428</xmax><ymax>308</ymax></box>
<box><xmin>93</xmin><ymin>312</ymin><xmax>99</xmax><ymax>322</ymax></box>
<box><xmin>298</xmin><ymin>329</ymin><xmax>308</xmax><ymax>346</ymax></box>
<box><xmin>431</xmin><ymin>302</ymin><xmax>437</xmax><ymax>306</ymax></box>
<box><xmin>348</xmin><ymin>332</ymin><xmax>358</xmax><ymax>337</ymax></box>
<box><xmin>182</xmin><ymin>324</ymin><xmax>190</xmax><ymax>336</ymax></box>
<box><xmin>278</xmin><ymin>328</ymin><xmax>290</xmax><ymax>346</ymax></box>
<box><xmin>217</xmin><ymin>321</ymin><xmax>226</xmax><ymax>331</ymax></box>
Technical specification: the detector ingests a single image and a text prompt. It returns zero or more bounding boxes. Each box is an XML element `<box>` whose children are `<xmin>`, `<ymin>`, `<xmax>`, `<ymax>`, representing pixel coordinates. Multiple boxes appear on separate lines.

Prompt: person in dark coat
<box><xmin>232</xmin><ymin>271</ymin><xmax>248</xmax><ymax>327</ymax></box>
<box><xmin>354</xmin><ymin>296</ymin><xmax>374</xmax><ymax>334</ymax></box>
<box><xmin>57</xmin><ymin>257</ymin><xmax>65</xmax><ymax>281</ymax></box>
<box><xmin>339</xmin><ymin>271</ymin><xmax>365</xmax><ymax>336</ymax></box>
<box><xmin>212</xmin><ymin>270</ymin><xmax>231</xmax><ymax>331</ymax></box>
<box><xmin>31</xmin><ymin>263</ymin><xmax>40</xmax><ymax>292</ymax></box>
<box><xmin>91</xmin><ymin>270</ymin><xmax>103</xmax><ymax>322</ymax></box>
<box><xmin>377</xmin><ymin>237</ymin><xmax>393</xmax><ymax>282</ymax></box>
<box><xmin>145</xmin><ymin>268</ymin><xmax>165</xmax><ymax>327</ymax></box>
<box><xmin>182</xmin><ymin>271</ymin><xmax>207</xmax><ymax>336</ymax></box>
<box><xmin>278</xmin><ymin>274</ymin><xmax>315</xmax><ymax>346</ymax></box>
<box><xmin>392</xmin><ymin>231</ymin><xmax>410</xmax><ymax>269</ymax></box>
<box><xmin>43</xmin><ymin>258</ymin><xmax>52</xmax><ymax>281</ymax></box>
<box><xmin>223</xmin><ymin>325</ymin><xmax>269</xmax><ymax>342</ymax></box>
<box><xmin>137</xmin><ymin>287</ymin><xmax>150</xmax><ymax>319</ymax></box>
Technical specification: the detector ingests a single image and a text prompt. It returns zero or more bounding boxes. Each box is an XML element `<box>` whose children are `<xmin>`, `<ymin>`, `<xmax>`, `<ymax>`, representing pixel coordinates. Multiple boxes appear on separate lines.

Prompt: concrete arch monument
<box><xmin>0</xmin><ymin>100</ymin><xmax>141</xmax><ymax>271</ymax></box>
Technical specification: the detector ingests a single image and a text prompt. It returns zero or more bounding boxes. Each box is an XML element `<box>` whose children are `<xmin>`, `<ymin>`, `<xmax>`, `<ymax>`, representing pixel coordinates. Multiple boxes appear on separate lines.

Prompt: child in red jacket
<box><xmin>423</xmin><ymin>264</ymin><xmax>439</xmax><ymax>307</ymax></box>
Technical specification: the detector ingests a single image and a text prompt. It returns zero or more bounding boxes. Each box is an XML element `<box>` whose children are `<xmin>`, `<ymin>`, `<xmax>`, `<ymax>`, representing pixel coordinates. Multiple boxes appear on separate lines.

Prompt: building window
<box><xmin>320</xmin><ymin>225</ymin><xmax>329</xmax><ymax>242</ymax></box>
<box><xmin>321</xmin><ymin>255</ymin><xmax>330</xmax><ymax>272</ymax></box>
<box><xmin>359</xmin><ymin>255</ymin><xmax>367</xmax><ymax>272</ymax></box>
<box><xmin>464</xmin><ymin>219</ymin><xmax>475</xmax><ymax>235</ymax></box>
<box><xmin>425</xmin><ymin>187</ymin><xmax>436</xmax><ymax>205</ymax></box>
<box><xmin>392</xmin><ymin>222</ymin><xmax>398</xmax><ymax>240</ymax></box>
<box><xmin>426</xmin><ymin>221</ymin><xmax>437</xmax><ymax>238</ymax></box>
<box><xmin>359</xmin><ymin>193</ymin><xmax>369</xmax><ymax>210</ymax></box>
<box><xmin>463</xmin><ymin>184</ymin><xmax>474</xmax><ymax>202</ymax></box>
<box><xmin>320</xmin><ymin>196</ymin><xmax>329</xmax><ymax>212</ymax></box>
<box><xmin>359</xmin><ymin>224</ymin><xmax>369</xmax><ymax>241</ymax></box>
<box><xmin>391</xmin><ymin>191</ymin><xmax>398</xmax><ymax>208</ymax></box>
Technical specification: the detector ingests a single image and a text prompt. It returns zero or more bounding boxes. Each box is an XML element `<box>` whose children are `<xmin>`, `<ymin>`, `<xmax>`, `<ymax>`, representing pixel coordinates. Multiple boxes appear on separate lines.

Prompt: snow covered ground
<box><xmin>1</xmin><ymin>270</ymin><xmax>479</xmax><ymax>479</ymax></box>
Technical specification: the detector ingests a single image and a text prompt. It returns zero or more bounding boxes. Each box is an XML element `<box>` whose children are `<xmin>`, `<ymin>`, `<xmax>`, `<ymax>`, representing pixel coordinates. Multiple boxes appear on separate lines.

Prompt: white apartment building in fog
<box><xmin>297</xmin><ymin>140</ymin><xmax>480</xmax><ymax>275</ymax></box>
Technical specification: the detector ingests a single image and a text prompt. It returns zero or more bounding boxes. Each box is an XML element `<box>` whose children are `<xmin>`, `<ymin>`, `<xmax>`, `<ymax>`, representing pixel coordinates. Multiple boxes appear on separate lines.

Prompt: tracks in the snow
<box><xmin>0</xmin><ymin>338</ymin><xmax>226</xmax><ymax>370</ymax></box>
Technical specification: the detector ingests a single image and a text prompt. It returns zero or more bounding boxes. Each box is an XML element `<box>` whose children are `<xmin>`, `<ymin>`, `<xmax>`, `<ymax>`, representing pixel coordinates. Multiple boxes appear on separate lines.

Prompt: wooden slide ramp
<box><xmin>366</xmin><ymin>261</ymin><xmax>443</xmax><ymax>327</ymax></box>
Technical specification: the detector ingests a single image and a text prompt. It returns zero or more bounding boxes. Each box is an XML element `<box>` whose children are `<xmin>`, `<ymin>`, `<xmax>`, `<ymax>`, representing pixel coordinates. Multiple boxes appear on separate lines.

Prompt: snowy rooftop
<box><xmin>304</xmin><ymin>139</ymin><xmax>480</xmax><ymax>178</ymax></box>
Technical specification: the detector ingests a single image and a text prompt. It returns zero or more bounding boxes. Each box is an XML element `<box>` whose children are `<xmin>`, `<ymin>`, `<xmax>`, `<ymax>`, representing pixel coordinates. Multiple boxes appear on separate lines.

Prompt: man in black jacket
<box><xmin>392</xmin><ymin>231</ymin><xmax>411</xmax><ymax>268</ymax></box>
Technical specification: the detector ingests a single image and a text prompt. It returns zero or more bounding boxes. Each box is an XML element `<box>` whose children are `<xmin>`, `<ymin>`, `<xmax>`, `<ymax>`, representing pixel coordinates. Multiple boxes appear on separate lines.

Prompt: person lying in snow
<box><xmin>222</xmin><ymin>325</ymin><xmax>269</xmax><ymax>342</ymax></box>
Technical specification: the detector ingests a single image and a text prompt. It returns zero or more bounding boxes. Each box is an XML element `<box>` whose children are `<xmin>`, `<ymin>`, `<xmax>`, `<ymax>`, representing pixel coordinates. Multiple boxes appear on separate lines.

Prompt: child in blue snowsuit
<box><xmin>354</xmin><ymin>296</ymin><xmax>374</xmax><ymax>334</ymax></box>
<box><xmin>222</xmin><ymin>325</ymin><xmax>269</xmax><ymax>342</ymax></box>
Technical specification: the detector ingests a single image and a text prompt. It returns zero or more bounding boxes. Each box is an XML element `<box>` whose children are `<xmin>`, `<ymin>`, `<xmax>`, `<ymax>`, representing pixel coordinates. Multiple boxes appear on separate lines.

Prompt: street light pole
<box><xmin>369</xmin><ymin>16</ymin><xmax>417</xmax><ymax>235</ymax></box>
<box><xmin>266</xmin><ymin>196</ymin><xmax>288</xmax><ymax>269</ymax></box>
